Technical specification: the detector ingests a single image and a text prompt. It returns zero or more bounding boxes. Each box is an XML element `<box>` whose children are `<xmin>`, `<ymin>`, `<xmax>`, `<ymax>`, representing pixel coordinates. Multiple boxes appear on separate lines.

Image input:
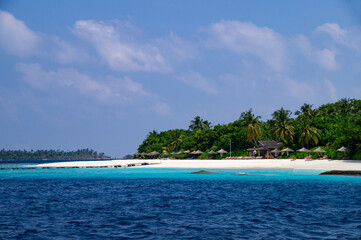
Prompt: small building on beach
<box><xmin>247</xmin><ymin>141</ymin><xmax>282</xmax><ymax>158</ymax></box>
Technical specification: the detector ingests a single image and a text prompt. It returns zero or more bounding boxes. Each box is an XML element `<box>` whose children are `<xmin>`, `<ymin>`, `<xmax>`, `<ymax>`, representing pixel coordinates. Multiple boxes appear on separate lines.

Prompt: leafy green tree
<box><xmin>189</xmin><ymin>116</ymin><xmax>211</xmax><ymax>131</ymax></box>
<box><xmin>271</xmin><ymin>107</ymin><xmax>295</xmax><ymax>143</ymax></box>
<box><xmin>298</xmin><ymin>124</ymin><xmax>321</xmax><ymax>148</ymax></box>
<box><xmin>295</xmin><ymin>103</ymin><xmax>318</xmax><ymax>119</ymax></box>
<box><xmin>239</xmin><ymin>109</ymin><xmax>262</xmax><ymax>145</ymax></box>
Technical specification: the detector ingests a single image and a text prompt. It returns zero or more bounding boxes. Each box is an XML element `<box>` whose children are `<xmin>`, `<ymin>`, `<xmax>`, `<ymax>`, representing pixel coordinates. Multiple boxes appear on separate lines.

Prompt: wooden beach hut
<box><xmin>248</xmin><ymin>141</ymin><xmax>282</xmax><ymax>158</ymax></box>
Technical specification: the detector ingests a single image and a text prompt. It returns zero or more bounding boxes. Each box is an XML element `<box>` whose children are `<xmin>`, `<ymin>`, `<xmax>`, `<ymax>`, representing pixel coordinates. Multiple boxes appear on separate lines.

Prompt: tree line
<box><xmin>137</xmin><ymin>98</ymin><xmax>361</xmax><ymax>160</ymax></box>
<box><xmin>0</xmin><ymin>149</ymin><xmax>108</xmax><ymax>161</ymax></box>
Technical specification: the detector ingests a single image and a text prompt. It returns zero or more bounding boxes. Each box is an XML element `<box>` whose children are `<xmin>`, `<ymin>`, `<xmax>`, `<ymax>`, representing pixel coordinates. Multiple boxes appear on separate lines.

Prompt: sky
<box><xmin>0</xmin><ymin>0</ymin><xmax>361</xmax><ymax>157</ymax></box>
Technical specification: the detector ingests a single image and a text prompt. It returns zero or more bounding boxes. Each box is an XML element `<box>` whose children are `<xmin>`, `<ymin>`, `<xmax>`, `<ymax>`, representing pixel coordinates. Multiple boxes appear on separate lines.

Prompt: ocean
<box><xmin>1</xmin><ymin>167</ymin><xmax>361</xmax><ymax>239</ymax></box>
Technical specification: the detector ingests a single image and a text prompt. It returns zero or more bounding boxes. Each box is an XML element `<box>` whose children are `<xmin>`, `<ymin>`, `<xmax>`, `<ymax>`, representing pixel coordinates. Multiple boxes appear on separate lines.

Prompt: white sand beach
<box><xmin>33</xmin><ymin>159</ymin><xmax>361</xmax><ymax>171</ymax></box>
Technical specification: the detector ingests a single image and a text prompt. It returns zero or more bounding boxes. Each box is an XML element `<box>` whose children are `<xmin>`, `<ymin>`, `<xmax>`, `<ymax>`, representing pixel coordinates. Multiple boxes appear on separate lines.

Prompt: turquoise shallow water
<box><xmin>1</xmin><ymin>167</ymin><xmax>361</xmax><ymax>182</ymax></box>
<box><xmin>0</xmin><ymin>167</ymin><xmax>361</xmax><ymax>183</ymax></box>
<box><xmin>1</xmin><ymin>168</ymin><xmax>361</xmax><ymax>239</ymax></box>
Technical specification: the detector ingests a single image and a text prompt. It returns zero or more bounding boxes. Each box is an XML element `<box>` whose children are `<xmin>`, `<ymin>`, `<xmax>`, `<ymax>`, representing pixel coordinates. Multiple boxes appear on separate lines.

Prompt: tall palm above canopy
<box><xmin>272</xmin><ymin>107</ymin><xmax>295</xmax><ymax>143</ymax></box>
<box><xmin>189</xmin><ymin>116</ymin><xmax>211</xmax><ymax>131</ymax></box>
<box><xmin>295</xmin><ymin>103</ymin><xmax>318</xmax><ymax>119</ymax></box>
<box><xmin>338</xmin><ymin>98</ymin><xmax>352</xmax><ymax>117</ymax></box>
<box><xmin>239</xmin><ymin>109</ymin><xmax>262</xmax><ymax>145</ymax></box>
<box><xmin>299</xmin><ymin>124</ymin><xmax>321</xmax><ymax>149</ymax></box>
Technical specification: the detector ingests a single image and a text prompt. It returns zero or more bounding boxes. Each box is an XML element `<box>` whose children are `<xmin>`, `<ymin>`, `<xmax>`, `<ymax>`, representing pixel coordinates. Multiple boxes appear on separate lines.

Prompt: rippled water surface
<box><xmin>1</xmin><ymin>168</ymin><xmax>361</xmax><ymax>239</ymax></box>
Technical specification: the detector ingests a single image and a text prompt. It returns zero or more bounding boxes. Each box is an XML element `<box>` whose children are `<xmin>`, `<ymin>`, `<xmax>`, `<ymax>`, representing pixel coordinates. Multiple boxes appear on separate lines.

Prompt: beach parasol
<box><xmin>313</xmin><ymin>147</ymin><xmax>326</xmax><ymax>157</ymax></box>
<box><xmin>271</xmin><ymin>149</ymin><xmax>281</xmax><ymax>157</ymax></box>
<box><xmin>247</xmin><ymin>147</ymin><xmax>258</xmax><ymax>151</ymax></box>
<box><xmin>337</xmin><ymin>146</ymin><xmax>350</xmax><ymax>157</ymax></box>
<box><xmin>337</xmin><ymin>146</ymin><xmax>350</xmax><ymax>152</ymax></box>
<box><xmin>183</xmin><ymin>150</ymin><xmax>191</xmax><ymax>154</ymax></box>
<box><xmin>217</xmin><ymin>149</ymin><xmax>228</xmax><ymax>157</ymax></box>
<box><xmin>134</xmin><ymin>152</ymin><xmax>140</xmax><ymax>156</ymax></box>
<box><xmin>177</xmin><ymin>151</ymin><xmax>184</xmax><ymax>155</ymax></box>
<box><xmin>281</xmin><ymin>147</ymin><xmax>294</xmax><ymax>156</ymax></box>
<box><xmin>297</xmin><ymin>147</ymin><xmax>311</xmax><ymax>158</ymax></box>
<box><xmin>149</xmin><ymin>151</ymin><xmax>160</xmax><ymax>155</ymax></box>
<box><xmin>297</xmin><ymin>147</ymin><xmax>311</xmax><ymax>152</ymax></box>
<box><xmin>163</xmin><ymin>152</ymin><xmax>169</xmax><ymax>155</ymax></box>
<box><xmin>195</xmin><ymin>150</ymin><xmax>203</xmax><ymax>154</ymax></box>
<box><xmin>148</xmin><ymin>151</ymin><xmax>159</xmax><ymax>159</ymax></box>
<box><xmin>208</xmin><ymin>150</ymin><xmax>217</xmax><ymax>154</ymax></box>
<box><xmin>313</xmin><ymin>147</ymin><xmax>326</xmax><ymax>153</ymax></box>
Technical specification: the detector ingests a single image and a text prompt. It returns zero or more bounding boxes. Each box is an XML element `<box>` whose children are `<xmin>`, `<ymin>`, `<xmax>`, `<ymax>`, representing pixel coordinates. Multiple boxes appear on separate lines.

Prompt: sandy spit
<box><xmin>33</xmin><ymin>159</ymin><xmax>361</xmax><ymax>171</ymax></box>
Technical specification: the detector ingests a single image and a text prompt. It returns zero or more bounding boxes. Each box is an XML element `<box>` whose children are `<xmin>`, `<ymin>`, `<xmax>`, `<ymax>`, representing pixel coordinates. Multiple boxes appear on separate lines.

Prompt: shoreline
<box><xmin>30</xmin><ymin>159</ymin><xmax>361</xmax><ymax>171</ymax></box>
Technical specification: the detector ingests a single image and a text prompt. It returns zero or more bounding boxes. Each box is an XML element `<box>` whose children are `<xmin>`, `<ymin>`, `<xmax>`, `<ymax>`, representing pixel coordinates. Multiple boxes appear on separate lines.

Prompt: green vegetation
<box><xmin>0</xmin><ymin>149</ymin><xmax>108</xmax><ymax>161</ymax></box>
<box><xmin>138</xmin><ymin>99</ymin><xmax>361</xmax><ymax>160</ymax></box>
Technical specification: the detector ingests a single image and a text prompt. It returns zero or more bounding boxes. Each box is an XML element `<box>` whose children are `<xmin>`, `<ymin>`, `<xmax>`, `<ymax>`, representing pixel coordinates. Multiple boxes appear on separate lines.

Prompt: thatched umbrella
<box><xmin>281</xmin><ymin>147</ymin><xmax>294</xmax><ymax>156</ymax></box>
<box><xmin>297</xmin><ymin>147</ymin><xmax>311</xmax><ymax>152</ymax></box>
<box><xmin>217</xmin><ymin>149</ymin><xmax>228</xmax><ymax>157</ymax></box>
<box><xmin>337</xmin><ymin>146</ymin><xmax>350</xmax><ymax>152</ymax></box>
<box><xmin>297</xmin><ymin>147</ymin><xmax>311</xmax><ymax>158</ymax></box>
<box><xmin>313</xmin><ymin>147</ymin><xmax>326</xmax><ymax>153</ymax></box>
<box><xmin>134</xmin><ymin>152</ymin><xmax>140</xmax><ymax>157</ymax></box>
<box><xmin>177</xmin><ymin>151</ymin><xmax>184</xmax><ymax>155</ymax></box>
<box><xmin>184</xmin><ymin>150</ymin><xmax>191</xmax><ymax>154</ymax></box>
<box><xmin>271</xmin><ymin>149</ymin><xmax>281</xmax><ymax>157</ymax></box>
<box><xmin>313</xmin><ymin>147</ymin><xmax>326</xmax><ymax>157</ymax></box>
<box><xmin>337</xmin><ymin>146</ymin><xmax>350</xmax><ymax>157</ymax></box>
<box><xmin>191</xmin><ymin>150</ymin><xmax>202</xmax><ymax>159</ymax></box>
<box><xmin>148</xmin><ymin>151</ymin><xmax>160</xmax><ymax>159</ymax></box>
<box><xmin>189</xmin><ymin>150</ymin><xmax>197</xmax><ymax>159</ymax></box>
<box><xmin>141</xmin><ymin>152</ymin><xmax>146</xmax><ymax>159</ymax></box>
<box><xmin>208</xmin><ymin>150</ymin><xmax>217</xmax><ymax>159</ymax></box>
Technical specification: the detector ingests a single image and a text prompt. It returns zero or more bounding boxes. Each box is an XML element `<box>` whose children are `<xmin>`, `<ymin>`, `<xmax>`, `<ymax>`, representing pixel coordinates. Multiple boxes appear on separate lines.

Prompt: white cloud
<box><xmin>72</xmin><ymin>20</ymin><xmax>194</xmax><ymax>72</ymax></box>
<box><xmin>14</xmin><ymin>62</ymin><xmax>151</xmax><ymax>104</ymax></box>
<box><xmin>316</xmin><ymin>49</ymin><xmax>337</xmax><ymax>70</ymax></box>
<box><xmin>293</xmin><ymin>35</ymin><xmax>337</xmax><ymax>70</ymax></box>
<box><xmin>324</xmin><ymin>79</ymin><xmax>337</xmax><ymax>101</ymax></box>
<box><xmin>50</xmin><ymin>37</ymin><xmax>90</xmax><ymax>64</ymax></box>
<box><xmin>316</xmin><ymin>23</ymin><xmax>346</xmax><ymax>42</ymax></box>
<box><xmin>316</xmin><ymin>23</ymin><xmax>361</xmax><ymax>51</ymax></box>
<box><xmin>279</xmin><ymin>76</ymin><xmax>315</xmax><ymax>100</ymax></box>
<box><xmin>203</xmin><ymin>20</ymin><xmax>287</xmax><ymax>72</ymax></box>
<box><xmin>176</xmin><ymin>72</ymin><xmax>218</xmax><ymax>95</ymax></box>
<box><xmin>153</xmin><ymin>102</ymin><xmax>170</xmax><ymax>115</ymax></box>
<box><xmin>0</xmin><ymin>10</ymin><xmax>40</xmax><ymax>57</ymax></box>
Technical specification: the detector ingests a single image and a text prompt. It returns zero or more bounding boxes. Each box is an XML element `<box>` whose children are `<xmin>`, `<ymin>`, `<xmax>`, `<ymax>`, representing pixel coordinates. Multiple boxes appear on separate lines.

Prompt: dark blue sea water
<box><xmin>1</xmin><ymin>168</ymin><xmax>361</xmax><ymax>239</ymax></box>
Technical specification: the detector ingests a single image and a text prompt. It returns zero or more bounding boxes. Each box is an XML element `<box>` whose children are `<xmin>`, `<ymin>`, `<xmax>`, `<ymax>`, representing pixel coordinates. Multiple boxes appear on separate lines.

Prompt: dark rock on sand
<box><xmin>320</xmin><ymin>170</ymin><xmax>361</xmax><ymax>176</ymax></box>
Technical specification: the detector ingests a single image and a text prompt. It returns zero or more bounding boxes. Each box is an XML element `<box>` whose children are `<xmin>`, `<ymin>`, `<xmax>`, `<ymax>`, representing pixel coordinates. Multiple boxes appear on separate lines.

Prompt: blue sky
<box><xmin>0</xmin><ymin>0</ymin><xmax>360</xmax><ymax>157</ymax></box>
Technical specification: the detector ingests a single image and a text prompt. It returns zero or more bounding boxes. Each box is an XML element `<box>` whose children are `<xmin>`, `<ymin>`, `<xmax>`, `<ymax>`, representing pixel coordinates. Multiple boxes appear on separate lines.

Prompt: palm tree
<box><xmin>239</xmin><ymin>109</ymin><xmax>262</xmax><ymax>145</ymax></box>
<box><xmin>299</xmin><ymin>124</ymin><xmax>321</xmax><ymax>148</ymax></box>
<box><xmin>338</xmin><ymin>98</ymin><xmax>352</xmax><ymax>117</ymax></box>
<box><xmin>295</xmin><ymin>103</ymin><xmax>318</xmax><ymax>119</ymax></box>
<box><xmin>168</xmin><ymin>130</ymin><xmax>185</xmax><ymax>151</ymax></box>
<box><xmin>189</xmin><ymin>116</ymin><xmax>211</xmax><ymax>131</ymax></box>
<box><xmin>272</xmin><ymin>107</ymin><xmax>295</xmax><ymax>143</ymax></box>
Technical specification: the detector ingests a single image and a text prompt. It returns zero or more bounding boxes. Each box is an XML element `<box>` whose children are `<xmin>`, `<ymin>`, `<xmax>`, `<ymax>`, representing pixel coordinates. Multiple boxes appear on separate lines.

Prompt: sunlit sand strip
<box><xmin>32</xmin><ymin>159</ymin><xmax>361</xmax><ymax>171</ymax></box>
<box><xmin>31</xmin><ymin>159</ymin><xmax>161</xmax><ymax>168</ymax></box>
